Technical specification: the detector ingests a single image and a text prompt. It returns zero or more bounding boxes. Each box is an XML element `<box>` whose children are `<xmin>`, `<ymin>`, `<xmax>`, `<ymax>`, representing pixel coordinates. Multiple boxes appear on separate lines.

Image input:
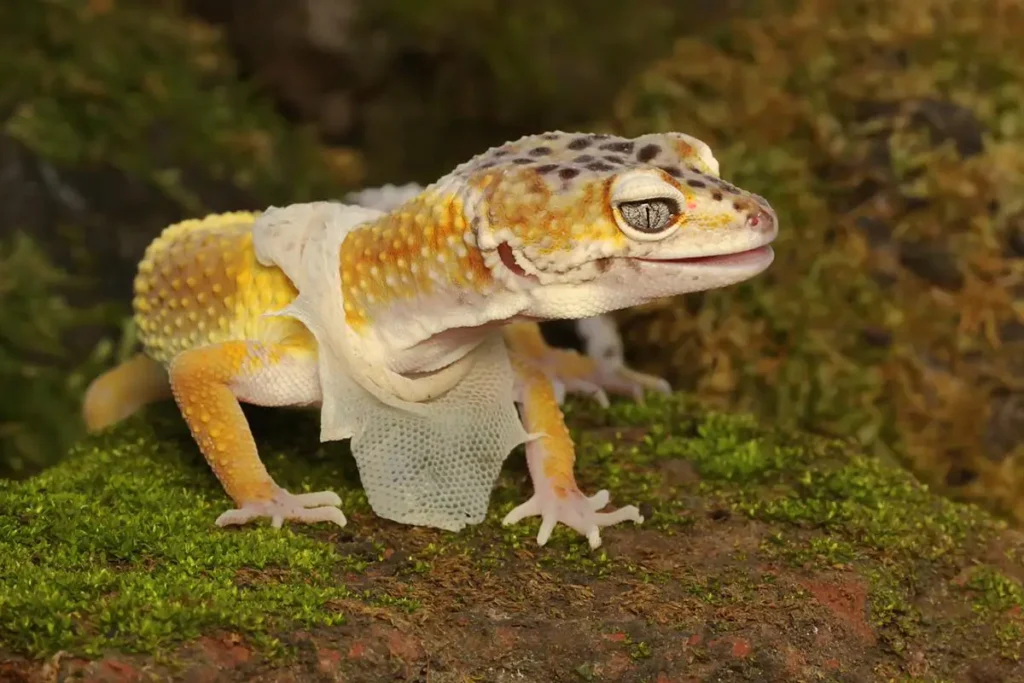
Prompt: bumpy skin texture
<box><xmin>83</xmin><ymin>131</ymin><xmax>778</xmax><ymax>549</ymax></box>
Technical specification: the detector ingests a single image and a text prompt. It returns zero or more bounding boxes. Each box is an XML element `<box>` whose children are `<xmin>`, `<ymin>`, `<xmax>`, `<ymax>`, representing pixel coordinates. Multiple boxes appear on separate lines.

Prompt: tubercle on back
<box><xmin>337</xmin><ymin>180</ymin><xmax>499</xmax><ymax>332</ymax></box>
<box><xmin>131</xmin><ymin>211</ymin><xmax>294</xmax><ymax>363</ymax></box>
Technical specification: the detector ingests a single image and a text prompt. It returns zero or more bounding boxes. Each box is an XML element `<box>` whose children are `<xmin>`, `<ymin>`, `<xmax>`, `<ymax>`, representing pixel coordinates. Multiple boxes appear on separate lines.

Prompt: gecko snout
<box><xmin>734</xmin><ymin>196</ymin><xmax>777</xmax><ymax>237</ymax></box>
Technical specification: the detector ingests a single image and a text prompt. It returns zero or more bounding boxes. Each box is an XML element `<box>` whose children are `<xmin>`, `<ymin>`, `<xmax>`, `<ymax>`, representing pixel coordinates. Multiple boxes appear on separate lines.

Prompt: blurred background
<box><xmin>1</xmin><ymin>0</ymin><xmax>1022</xmax><ymax>525</ymax></box>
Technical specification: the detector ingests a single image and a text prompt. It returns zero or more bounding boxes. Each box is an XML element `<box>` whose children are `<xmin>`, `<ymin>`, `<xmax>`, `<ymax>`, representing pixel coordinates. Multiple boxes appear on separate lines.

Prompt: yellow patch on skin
<box><xmin>134</xmin><ymin>212</ymin><xmax>311</xmax><ymax>363</ymax></box>
<box><xmin>339</xmin><ymin>192</ymin><xmax>493</xmax><ymax>330</ymax></box>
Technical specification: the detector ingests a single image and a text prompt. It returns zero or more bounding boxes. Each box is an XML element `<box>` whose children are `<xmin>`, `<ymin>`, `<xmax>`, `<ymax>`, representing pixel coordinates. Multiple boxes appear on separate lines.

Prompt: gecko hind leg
<box><xmin>168</xmin><ymin>340</ymin><xmax>347</xmax><ymax>530</ymax></box>
<box><xmin>504</xmin><ymin>322</ymin><xmax>670</xmax><ymax>407</ymax></box>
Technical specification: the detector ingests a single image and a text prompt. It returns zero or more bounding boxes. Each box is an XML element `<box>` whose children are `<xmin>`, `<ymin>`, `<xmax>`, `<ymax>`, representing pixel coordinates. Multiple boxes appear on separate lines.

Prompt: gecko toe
<box><xmin>505</xmin><ymin>488</ymin><xmax>642</xmax><ymax>550</ymax></box>
<box><xmin>215</xmin><ymin>488</ymin><xmax>348</xmax><ymax>530</ymax></box>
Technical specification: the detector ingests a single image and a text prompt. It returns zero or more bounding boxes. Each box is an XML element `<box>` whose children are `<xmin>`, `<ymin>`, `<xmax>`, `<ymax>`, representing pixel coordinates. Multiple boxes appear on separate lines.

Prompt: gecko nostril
<box><xmin>746</xmin><ymin>208</ymin><xmax>776</xmax><ymax>233</ymax></box>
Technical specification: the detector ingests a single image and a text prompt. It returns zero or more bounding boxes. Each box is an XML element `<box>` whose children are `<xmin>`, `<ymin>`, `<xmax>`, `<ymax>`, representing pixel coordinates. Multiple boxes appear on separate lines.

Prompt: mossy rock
<box><xmin>2</xmin><ymin>394</ymin><xmax>1022</xmax><ymax>681</ymax></box>
<box><xmin>604</xmin><ymin>0</ymin><xmax>1024</xmax><ymax>524</ymax></box>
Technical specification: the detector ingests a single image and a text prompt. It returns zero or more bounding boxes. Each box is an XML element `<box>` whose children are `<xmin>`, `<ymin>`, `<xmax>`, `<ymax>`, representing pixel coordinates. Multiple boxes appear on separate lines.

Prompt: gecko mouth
<box><xmin>636</xmin><ymin>245</ymin><xmax>774</xmax><ymax>267</ymax></box>
<box><xmin>496</xmin><ymin>242</ymin><xmax>774</xmax><ymax>280</ymax></box>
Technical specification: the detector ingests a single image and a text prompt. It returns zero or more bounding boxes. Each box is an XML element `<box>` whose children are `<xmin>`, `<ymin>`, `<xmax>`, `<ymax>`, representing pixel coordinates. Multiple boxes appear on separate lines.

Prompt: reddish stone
<box><xmin>825</xmin><ymin>658</ymin><xmax>841</xmax><ymax>670</ymax></box>
<box><xmin>386</xmin><ymin>629</ymin><xmax>425</xmax><ymax>662</ymax></box>
<box><xmin>83</xmin><ymin>659</ymin><xmax>143</xmax><ymax>683</ymax></box>
<box><xmin>686</xmin><ymin>633</ymin><xmax>702</xmax><ymax>647</ymax></box>
<box><xmin>602</xmin><ymin>651</ymin><xmax>634</xmax><ymax>679</ymax></box>
<box><xmin>802</xmin><ymin>577</ymin><xmax>876</xmax><ymax>644</ymax></box>
<box><xmin>196</xmin><ymin>634</ymin><xmax>252</xmax><ymax>668</ymax></box>
<box><xmin>603</xmin><ymin>631</ymin><xmax>627</xmax><ymax>642</ymax></box>
<box><xmin>317</xmin><ymin>647</ymin><xmax>342</xmax><ymax>674</ymax></box>
<box><xmin>730</xmin><ymin>638</ymin><xmax>752</xmax><ymax>659</ymax></box>
<box><xmin>494</xmin><ymin>626</ymin><xmax>518</xmax><ymax>651</ymax></box>
<box><xmin>348</xmin><ymin>641</ymin><xmax>368</xmax><ymax>659</ymax></box>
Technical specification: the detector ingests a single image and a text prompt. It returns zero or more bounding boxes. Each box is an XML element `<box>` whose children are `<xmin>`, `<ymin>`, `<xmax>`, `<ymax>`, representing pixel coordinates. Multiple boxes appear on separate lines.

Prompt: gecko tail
<box><xmin>82</xmin><ymin>353</ymin><xmax>172</xmax><ymax>432</ymax></box>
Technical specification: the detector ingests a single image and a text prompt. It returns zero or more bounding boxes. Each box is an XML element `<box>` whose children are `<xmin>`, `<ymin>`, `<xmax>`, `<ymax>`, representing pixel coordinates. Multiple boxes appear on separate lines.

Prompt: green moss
<box><xmin>967</xmin><ymin>567</ymin><xmax>1024</xmax><ymax>614</ymax></box>
<box><xmin>0</xmin><ymin>412</ymin><xmax>370</xmax><ymax>658</ymax></box>
<box><xmin>588</xmin><ymin>394</ymin><xmax>991</xmax><ymax>563</ymax></box>
<box><xmin>961</xmin><ymin>566</ymin><xmax>1024</xmax><ymax>660</ymax></box>
<box><xmin>1</xmin><ymin>393</ymin><xmax>1016</xmax><ymax>662</ymax></box>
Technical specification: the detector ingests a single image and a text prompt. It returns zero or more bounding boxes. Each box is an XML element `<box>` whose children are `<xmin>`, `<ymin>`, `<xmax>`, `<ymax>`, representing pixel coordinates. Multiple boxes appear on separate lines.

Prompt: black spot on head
<box><xmin>599</xmin><ymin>141</ymin><xmax>635</xmax><ymax>154</ymax></box>
<box><xmin>568</xmin><ymin>137</ymin><xmax>592</xmax><ymax>150</ymax></box>
<box><xmin>712</xmin><ymin>191</ymin><xmax>723</xmax><ymax>201</ymax></box>
<box><xmin>574</xmin><ymin>154</ymin><xmax>595</xmax><ymax>163</ymax></box>
<box><xmin>529</xmin><ymin>146</ymin><xmax>552</xmax><ymax>156</ymax></box>
<box><xmin>687</xmin><ymin>165</ymin><xmax>702</xmax><ymax>174</ymax></box>
<box><xmin>637</xmin><ymin>144</ymin><xmax>661</xmax><ymax>163</ymax></box>
<box><xmin>659</xmin><ymin>165</ymin><xmax>683</xmax><ymax>178</ymax></box>
<box><xmin>542</xmin><ymin>133</ymin><xmax>560</xmax><ymax>140</ymax></box>
<box><xmin>592</xmin><ymin>133</ymin><xmax>611</xmax><ymax>139</ymax></box>
<box><xmin>604</xmin><ymin>155</ymin><xmax>625</xmax><ymax>165</ymax></box>
<box><xmin>492</xmin><ymin>149</ymin><xmax>510</xmax><ymax>157</ymax></box>
<box><xmin>686</xmin><ymin>178</ymin><xmax>706</xmax><ymax>188</ymax></box>
<box><xmin>478</xmin><ymin>160</ymin><xmax>497</xmax><ymax>169</ymax></box>
<box><xmin>558</xmin><ymin>167</ymin><xmax>580</xmax><ymax>180</ymax></box>
<box><xmin>535</xmin><ymin>163</ymin><xmax>560</xmax><ymax>174</ymax></box>
<box><xmin>512</xmin><ymin>158</ymin><xmax>532</xmax><ymax>165</ymax></box>
<box><xmin>585</xmin><ymin>161</ymin><xmax>616</xmax><ymax>172</ymax></box>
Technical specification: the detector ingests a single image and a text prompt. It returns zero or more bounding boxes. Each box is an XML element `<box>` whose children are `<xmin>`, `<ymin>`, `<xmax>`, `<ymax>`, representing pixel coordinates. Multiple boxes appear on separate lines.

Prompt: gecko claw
<box><xmin>216</xmin><ymin>488</ymin><xmax>347</xmax><ymax>529</ymax></box>
<box><xmin>502</xmin><ymin>487</ymin><xmax>643</xmax><ymax>550</ymax></box>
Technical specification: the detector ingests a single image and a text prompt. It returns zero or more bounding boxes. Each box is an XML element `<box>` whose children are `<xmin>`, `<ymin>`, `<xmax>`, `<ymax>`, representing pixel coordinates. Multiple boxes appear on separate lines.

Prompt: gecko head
<box><xmin>460</xmin><ymin>131</ymin><xmax>778</xmax><ymax>319</ymax></box>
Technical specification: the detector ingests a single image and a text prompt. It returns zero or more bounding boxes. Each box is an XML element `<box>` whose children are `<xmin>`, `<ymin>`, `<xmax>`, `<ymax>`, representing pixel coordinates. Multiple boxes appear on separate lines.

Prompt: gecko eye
<box><xmin>615</xmin><ymin>198</ymin><xmax>680</xmax><ymax>238</ymax></box>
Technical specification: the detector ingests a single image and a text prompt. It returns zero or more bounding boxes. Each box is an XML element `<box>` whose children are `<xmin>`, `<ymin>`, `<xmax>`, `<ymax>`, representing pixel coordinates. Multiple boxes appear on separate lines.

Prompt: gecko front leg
<box><xmin>502</xmin><ymin>353</ymin><xmax>643</xmax><ymax>549</ymax></box>
<box><xmin>168</xmin><ymin>339</ymin><xmax>347</xmax><ymax>529</ymax></box>
<box><xmin>503</xmin><ymin>321</ymin><xmax>670</xmax><ymax>407</ymax></box>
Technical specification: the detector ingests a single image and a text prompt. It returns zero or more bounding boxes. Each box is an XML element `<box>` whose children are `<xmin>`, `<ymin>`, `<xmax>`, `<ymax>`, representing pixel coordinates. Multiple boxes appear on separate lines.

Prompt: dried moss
<box><xmin>607</xmin><ymin>0</ymin><xmax>1024</xmax><ymax>523</ymax></box>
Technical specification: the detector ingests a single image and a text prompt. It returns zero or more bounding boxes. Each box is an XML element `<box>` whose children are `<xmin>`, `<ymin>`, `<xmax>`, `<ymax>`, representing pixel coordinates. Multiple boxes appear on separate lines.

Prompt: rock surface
<box><xmin>1</xmin><ymin>395</ymin><xmax>1022</xmax><ymax>681</ymax></box>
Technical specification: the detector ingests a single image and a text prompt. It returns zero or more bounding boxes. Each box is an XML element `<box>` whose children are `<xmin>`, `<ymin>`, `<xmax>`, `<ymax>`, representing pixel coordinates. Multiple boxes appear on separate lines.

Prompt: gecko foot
<box><xmin>502</xmin><ymin>486</ymin><xmax>643</xmax><ymax>550</ymax></box>
<box><xmin>215</xmin><ymin>489</ymin><xmax>347</xmax><ymax>529</ymax></box>
<box><xmin>537</xmin><ymin>349</ymin><xmax>671</xmax><ymax>408</ymax></box>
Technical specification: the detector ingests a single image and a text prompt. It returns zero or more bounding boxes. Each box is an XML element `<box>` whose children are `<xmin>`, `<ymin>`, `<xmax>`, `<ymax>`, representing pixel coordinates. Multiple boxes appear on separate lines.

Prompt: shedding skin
<box><xmin>82</xmin><ymin>130</ymin><xmax>778</xmax><ymax>547</ymax></box>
